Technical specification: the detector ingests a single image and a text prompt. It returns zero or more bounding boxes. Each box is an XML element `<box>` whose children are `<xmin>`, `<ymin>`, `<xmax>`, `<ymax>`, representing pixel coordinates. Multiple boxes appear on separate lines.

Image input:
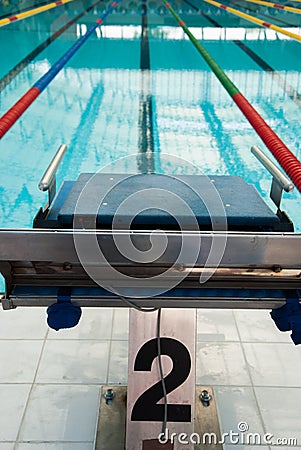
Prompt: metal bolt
<box><xmin>104</xmin><ymin>388</ymin><xmax>115</xmax><ymax>405</ymax></box>
<box><xmin>174</xmin><ymin>263</ymin><xmax>185</xmax><ymax>272</ymax></box>
<box><xmin>272</xmin><ymin>264</ymin><xmax>282</xmax><ymax>273</ymax></box>
<box><xmin>63</xmin><ymin>262</ymin><xmax>72</xmax><ymax>271</ymax></box>
<box><xmin>200</xmin><ymin>389</ymin><xmax>211</xmax><ymax>407</ymax></box>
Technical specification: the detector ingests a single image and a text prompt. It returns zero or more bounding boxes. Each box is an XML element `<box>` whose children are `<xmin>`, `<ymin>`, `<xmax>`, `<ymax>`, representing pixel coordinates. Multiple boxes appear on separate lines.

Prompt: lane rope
<box><xmin>243</xmin><ymin>0</ymin><xmax>301</xmax><ymax>14</ymax></box>
<box><xmin>162</xmin><ymin>0</ymin><xmax>301</xmax><ymax>191</ymax></box>
<box><xmin>202</xmin><ymin>0</ymin><xmax>301</xmax><ymax>42</ymax></box>
<box><xmin>0</xmin><ymin>0</ymin><xmax>74</xmax><ymax>28</ymax></box>
<box><xmin>0</xmin><ymin>0</ymin><xmax>49</xmax><ymax>20</ymax></box>
<box><xmin>0</xmin><ymin>0</ymin><xmax>103</xmax><ymax>93</ymax></box>
<box><xmin>183</xmin><ymin>0</ymin><xmax>301</xmax><ymax>108</ymax></box>
<box><xmin>0</xmin><ymin>1</ymin><xmax>121</xmax><ymax>139</ymax></box>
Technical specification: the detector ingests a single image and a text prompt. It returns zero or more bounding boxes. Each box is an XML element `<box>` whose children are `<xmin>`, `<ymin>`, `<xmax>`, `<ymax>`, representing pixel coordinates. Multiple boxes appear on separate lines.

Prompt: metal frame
<box><xmin>1</xmin><ymin>228</ymin><xmax>301</xmax><ymax>266</ymax></box>
<box><xmin>0</xmin><ymin>228</ymin><xmax>300</xmax><ymax>309</ymax></box>
<box><xmin>38</xmin><ymin>144</ymin><xmax>68</xmax><ymax>208</ymax></box>
<box><xmin>3</xmin><ymin>292</ymin><xmax>296</xmax><ymax>311</ymax></box>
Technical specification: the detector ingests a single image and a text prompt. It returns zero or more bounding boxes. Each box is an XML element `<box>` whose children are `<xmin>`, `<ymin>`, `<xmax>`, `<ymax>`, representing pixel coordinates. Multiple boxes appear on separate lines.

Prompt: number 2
<box><xmin>131</xmin><ymin>337</ymin><xmax>191</xmax><ymax>422</ymax></box>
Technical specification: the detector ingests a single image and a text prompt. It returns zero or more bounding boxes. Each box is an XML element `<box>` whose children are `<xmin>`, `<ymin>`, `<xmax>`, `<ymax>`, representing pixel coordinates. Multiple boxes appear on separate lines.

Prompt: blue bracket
<box><xmin>271</xmin><ymin>291</ymin><xmax>301</xmax><ymax>345</ymax></box>
<box><xmin>47</xmin><ymin>287</ymin><xmax>82</xmax><ymax>331</ymax></box>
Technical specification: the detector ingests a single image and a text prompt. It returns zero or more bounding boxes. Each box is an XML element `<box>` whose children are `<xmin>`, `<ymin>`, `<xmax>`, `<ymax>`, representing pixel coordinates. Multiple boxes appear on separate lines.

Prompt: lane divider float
<box><xmin>183</xmin><ymin>0</ymin><xmax>301</xmax><ymax>108</ymax></box>
<box><xmin>162</xmin><ymin>0</ymin><xmax>301</xmax><ymax>191</ymax></box>
<box><xmin>202</xmin><ymin>0</ymin><xmax>301</xmax><ymax>42</ymax></box>
<box><xmin>0</xmin><ymin>0</ymin><xmax>74</xmax><ymax>28</ymax></box>
<box><xmin>243</xmin><ymin>0</ymin><xmax>301</xmax><ymax>13</ymax></box>
<box><xmin>0</xmin><ymin>1</ymin><xmax>121</xmax><ymax>140</ymax></box>
<box><xmin>0</xmin><ymin>0</ymin><xmax>103</xmax><ymax>93</ymax></box>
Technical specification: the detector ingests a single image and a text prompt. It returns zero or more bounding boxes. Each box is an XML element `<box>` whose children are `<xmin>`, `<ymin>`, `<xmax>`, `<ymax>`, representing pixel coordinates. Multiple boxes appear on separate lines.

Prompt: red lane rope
<box><xmin>233</xmin><ymin>93</ymin><xmax>301</xmax><ymax>191</ymax></box>
<box><xmin>0</xmin><ymin>88</ymin><xmax>40</xmax><ymax>137</ymax></box>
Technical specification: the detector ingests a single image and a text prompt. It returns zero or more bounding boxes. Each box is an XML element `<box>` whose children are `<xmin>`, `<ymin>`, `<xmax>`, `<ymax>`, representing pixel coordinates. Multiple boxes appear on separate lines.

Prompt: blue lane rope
<box><xmin>34</xmin><ymin>1</ymin><xmax>121</xmax><ymax>92</ymax></box>
<box><xmin>0</xmin><ymin>1</ymin><xmax>121</xmax><ymax>138</ymax></box>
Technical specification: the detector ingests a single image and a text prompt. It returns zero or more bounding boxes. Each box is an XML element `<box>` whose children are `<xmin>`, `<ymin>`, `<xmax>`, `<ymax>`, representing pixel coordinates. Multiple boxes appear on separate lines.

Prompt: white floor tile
<box><xmin>18</xmin><ymin>385</ymin><xmax>100</xmax><ymax>442</ymax></box>
<box><xmin>112</xmin><ymin>308</ymin><xmax>129</xmax><ymax>340</ymax></box>
<box><xmin>0</xmin><ymin>444</ymin><xmax>14</xmax><ymax>450</ymax></box>
<box><xmin>0</xmin><ymin>384</ymin><xmax>31</xmax><ymax>441</ymax></box>
<box><xmin>0</xmin><ymin>308</ymin><xmax>47</xmax><ymax>340</ymax></box>
<box><xmin>48</xmin><ymin>308</ymin><xmax>113</xmax><ymax>340</ymax></box>
<box><xmin>36</xmin><ymin>340</ymin><xmax>110</xmax><ymax>383</ymax></box>
<box><xmin>234</xmin><ymin>310</ymin><xmax>291</xmax><ymax>343</ymax></box>
<box><xmin>197</xmin><ymin>309</ymin><xmax>239</xmax><ymax>342</ymax></box>
<box><xmin>214</xmin><ymin>386</ymin><xmax>264</xmax><ymax>443</ymax></box>
<box><xmin>243</xmin><ymin>342</ymin><xmax>301</xmax><ymax>387</ymax></box>
<box><xmin>107</xmin><ymin>340</ymin><xmax>128</xmax><ymax>384</ymax></box>
<box><xmin>196</xmin><ymin>342</ymin><xmax>251</xmax><ymax>386</ymax></box>
<box><xmin>0</xmin><ymin>341</ymin><xmax>43</xmax><ymax>382</ymax></box>
<box><xmin>16</xmin><ymin>444</ymin><xmax>94</xmax><ymax>449</ymax></box>
<box><xmin>255</xmin><ymin>387</ymin><xmax>301</xmax><ymax>444</ymax></box>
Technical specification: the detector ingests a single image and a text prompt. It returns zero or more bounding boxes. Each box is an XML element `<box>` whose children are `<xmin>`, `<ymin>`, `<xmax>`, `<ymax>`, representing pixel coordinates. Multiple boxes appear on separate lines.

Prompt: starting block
<box><xmin>0</xmin><ymin>144</ymin><xmax>300</xmax><ymax>449</ymax></box>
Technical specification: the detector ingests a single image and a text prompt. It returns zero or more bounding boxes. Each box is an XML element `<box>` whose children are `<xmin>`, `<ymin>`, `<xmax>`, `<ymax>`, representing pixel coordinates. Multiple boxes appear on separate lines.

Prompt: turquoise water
<box><xmin>0</xmin><ymin>0</ymin><xmax>300</xmax><ymax>234</ymax></box>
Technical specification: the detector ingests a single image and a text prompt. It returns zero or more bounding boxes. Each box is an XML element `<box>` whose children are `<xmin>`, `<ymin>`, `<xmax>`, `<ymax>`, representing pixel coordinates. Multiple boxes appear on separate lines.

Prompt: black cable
<box><xmin>117</xmin><ymin>295</ymin><xmax>158</xmax><ymax>312</ymax></box>
<box><xmin>110</xmin><ymin>286</ymin><xmax>167</xmax><ymax>436</ymax></box>
<box><xmin>157</xmin><ymin>308</ymin><xmax>168</xmax><ymax>435</ymax></box>
<box><xmin>108</xmin><ymin>285</ymin><xmax>158</xmax><ymax>312</ymax></box>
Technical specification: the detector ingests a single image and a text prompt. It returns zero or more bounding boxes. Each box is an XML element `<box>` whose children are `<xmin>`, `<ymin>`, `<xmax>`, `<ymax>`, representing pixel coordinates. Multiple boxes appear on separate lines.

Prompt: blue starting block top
<box><xmin>34</xmin><ymin>173</ymin><xmax>293</xmax><ymax>231</ymax></box>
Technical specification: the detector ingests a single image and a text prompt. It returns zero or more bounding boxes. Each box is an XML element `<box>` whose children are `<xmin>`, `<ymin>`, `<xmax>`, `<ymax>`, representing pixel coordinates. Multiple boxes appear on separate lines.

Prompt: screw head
<box><xmin>200</xmin><ymin>389</ymin><xmax>211</xmax><ymax>406</ymax></box>
<box><xmin>272</xmin><ymin>264</ymin><xmax>282</xmax><ymax>273</ymax></box>
<box><xmin>104</xmin><ymin>388</ymin><xmax>115</xmax><ymax>404</ymax></box>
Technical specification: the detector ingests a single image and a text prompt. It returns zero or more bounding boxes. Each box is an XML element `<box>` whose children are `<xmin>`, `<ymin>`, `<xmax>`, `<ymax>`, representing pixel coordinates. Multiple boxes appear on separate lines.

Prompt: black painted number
<box><xmin>131</xmin><ymin>337</ymin><xmax>191</xmax><ymax>422</ymax></box>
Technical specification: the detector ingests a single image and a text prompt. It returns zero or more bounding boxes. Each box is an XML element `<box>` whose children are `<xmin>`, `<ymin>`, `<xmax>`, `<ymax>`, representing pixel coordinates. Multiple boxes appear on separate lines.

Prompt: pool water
<box><xmin>0</xmin><ymin>0</ymin><xmax>300</xmax><ymax>235</ymax></box>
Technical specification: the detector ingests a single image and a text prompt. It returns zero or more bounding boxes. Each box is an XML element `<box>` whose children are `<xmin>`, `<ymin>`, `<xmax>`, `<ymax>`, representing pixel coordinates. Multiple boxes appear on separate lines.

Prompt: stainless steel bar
<box><xmin>38</xmin><ymin>144</ymin><xmax>67</xmax><ymax>191</ymax></box>
<box><xmin>4</xmin><ymin>295</ymin><xmax>288</xmax><ymax>309</ymax></box>
<box><xmin>0</xmin><ymin>229</ymin><xmax>301</xmax><ymax>268</ymax></box>
<box><xmin>251</xmin><ymin>145</ymin><xmax>294</xmax><ymax>192</ymax></box>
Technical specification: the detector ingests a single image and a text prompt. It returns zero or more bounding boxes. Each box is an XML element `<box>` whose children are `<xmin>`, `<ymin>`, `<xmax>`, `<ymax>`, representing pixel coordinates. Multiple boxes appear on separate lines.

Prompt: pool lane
<box><xmin>0</xmin><ymin>0</ymin><xmax>75</xmax><ymax>28</ymax></box>
<box><xmin>148</xmin><ymin>14</ymin><xmax>301</xmax><ymax>225</ymax></box>
<box><xmin>0</xmin><ymin>0</ymin><xmax>50</xmax><ymax>20</ymax></box>
<box><xmin>0</xmin><ymin>31</ymin><xmax>141</xmax><ymax>226</ymax></box>
<box><xmin>0</xmin><ymin>0</ymin><xmax>102</xmax><ymax>93</ymax></box>
<box><xmin>0</xmin><ymin>5</ymin><xmax>300</xmax><ymax>228</ymax></box>
<box><xmin>184</xmin><ymin>0</ymin><xmax>301</xmax><ymax>107</ymax></box>
<box><xmin>235</xmin><ymin>0</ymin><xmax>301</xmax><ymax>27</ymax></box>
<box><xmin>137</xmin><ymin>0</ymin><xmax>155</xmax><ymax>174</ymax></box>
<box><xmin>0</xmin><ymin>0</ymin><xmax>93</xmax><ymax>78</ymax></box>
<box><xmin>0</xmin><ymin>0</ymin><xmax>122</xmax><ymax>139</ymax></box>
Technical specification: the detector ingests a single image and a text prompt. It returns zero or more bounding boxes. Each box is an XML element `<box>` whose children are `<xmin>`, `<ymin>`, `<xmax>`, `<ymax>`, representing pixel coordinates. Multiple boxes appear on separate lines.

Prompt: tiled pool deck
<box><xmin>0</xmin><ymin>306</ymin><xmax>300</xmax><ymax>449</ymax></box>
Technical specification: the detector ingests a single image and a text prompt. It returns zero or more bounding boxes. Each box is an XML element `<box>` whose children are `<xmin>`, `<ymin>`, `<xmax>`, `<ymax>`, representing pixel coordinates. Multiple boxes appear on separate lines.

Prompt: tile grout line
<box><xmin>13</xmin><ymin>327</ymin><xmax>49</xmax><ymax>449</ymax></box>
<box><xmin>232</xmin><ymin>309</ymin><xmax>268</xmax><ymax>435</ymax></box>
<box><xmin>0</xmin><ymin>337</ymin><xmax>293</xmax><ymax>343</ymax></box>
<box><xmin>1</xmin><ymin>380</ymin><xmax>301</xmax><ymax>388</ymax></box>
<box><xmin>105</xmin><ymin>308</ymin><xmax>115</xmax><ymax>385</ymax></box>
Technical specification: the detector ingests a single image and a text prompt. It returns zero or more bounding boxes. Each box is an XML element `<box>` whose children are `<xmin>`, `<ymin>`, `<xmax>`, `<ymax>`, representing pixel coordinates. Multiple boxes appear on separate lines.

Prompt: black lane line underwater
<box><xmin>138</xmin><ymin>0</ymin><xmax>155</xmax><ymax>173</ymax></box>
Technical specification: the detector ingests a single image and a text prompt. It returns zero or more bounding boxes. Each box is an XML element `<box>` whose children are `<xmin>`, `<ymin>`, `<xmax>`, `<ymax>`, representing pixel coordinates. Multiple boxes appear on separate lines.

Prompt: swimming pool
<box><xmin>0</xmin><ymin>0</ymin><xmax>300</xmax><ymax>236</ymax></box>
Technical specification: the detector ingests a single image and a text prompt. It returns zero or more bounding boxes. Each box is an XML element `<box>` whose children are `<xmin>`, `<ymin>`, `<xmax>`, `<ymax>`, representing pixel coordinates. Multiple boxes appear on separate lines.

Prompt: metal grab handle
<box><xmin>251</xmin><ymin>145</ymin><xmax>294</xmax><ymax>212</ymax></box>
<box><xmin>39</xmin><ymin>144</ymin><xmax>68</xmax><ymax>191</ymax></box>
<box><xmin>39</xmin><ymin>144</ymin><xmax>67</xmax><ymax>209</ymax></box>
<box><xmin>251</xmin><ymin>145</ymin><xmax>294</xmax><ymax>192</ymax></box>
